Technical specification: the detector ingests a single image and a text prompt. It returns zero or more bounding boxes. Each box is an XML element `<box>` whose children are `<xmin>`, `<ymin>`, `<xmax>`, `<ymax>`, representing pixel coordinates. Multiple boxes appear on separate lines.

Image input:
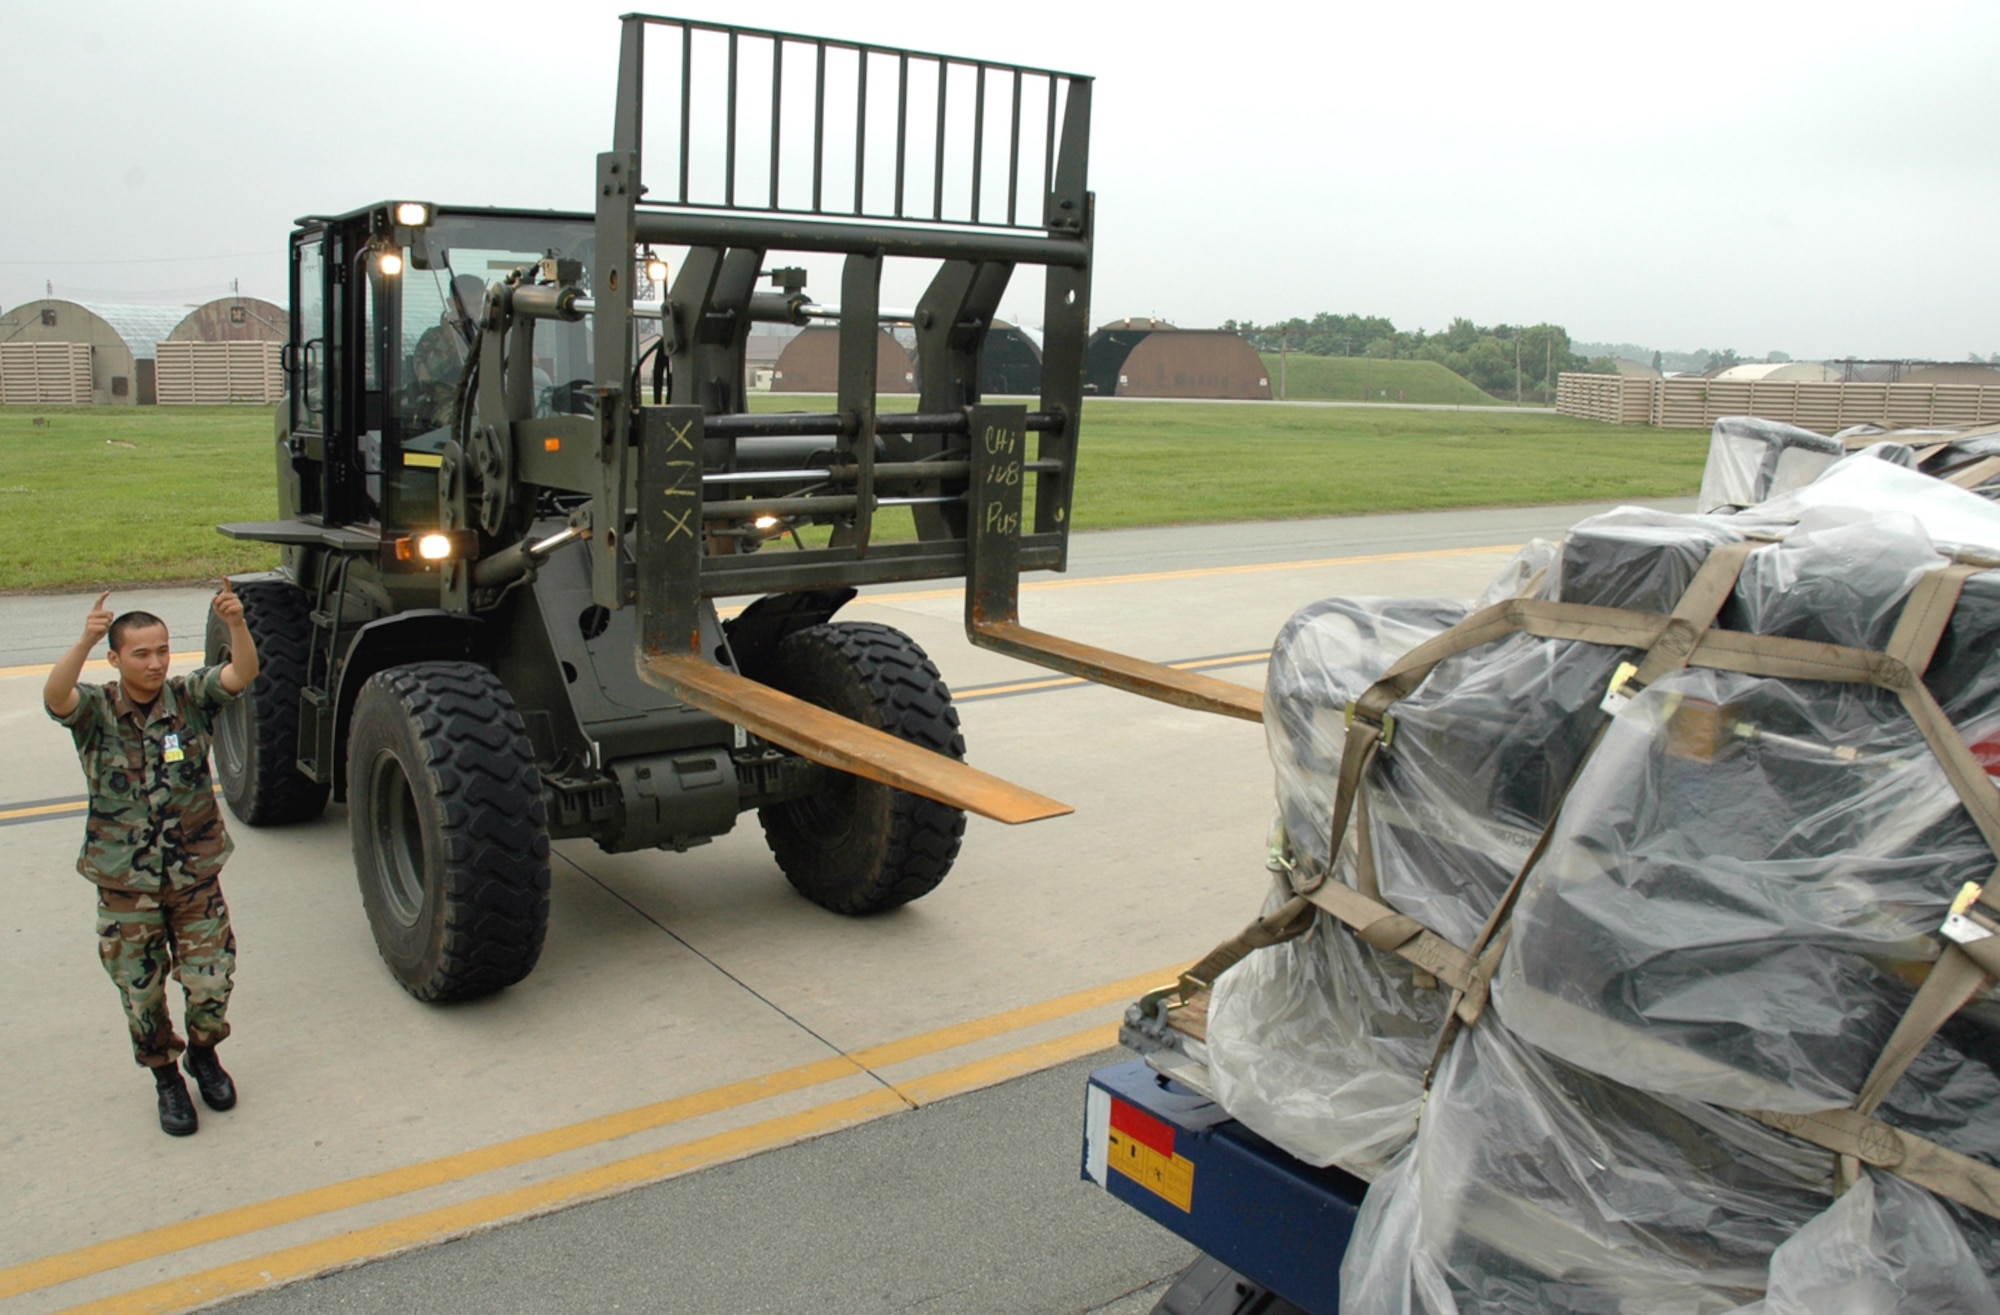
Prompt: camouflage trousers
<box><xmin>95</xmin><ymin>878</ymin><xmax>236</xmax><ymax>1069</ymax></box>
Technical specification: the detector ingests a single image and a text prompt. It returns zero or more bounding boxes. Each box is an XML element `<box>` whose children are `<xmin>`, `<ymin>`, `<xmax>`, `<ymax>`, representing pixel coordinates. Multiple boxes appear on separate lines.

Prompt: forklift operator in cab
<box><xmin>404</xmin><ymin>273</ymin><xmax>487</xmax><ymax>433</ymax></box>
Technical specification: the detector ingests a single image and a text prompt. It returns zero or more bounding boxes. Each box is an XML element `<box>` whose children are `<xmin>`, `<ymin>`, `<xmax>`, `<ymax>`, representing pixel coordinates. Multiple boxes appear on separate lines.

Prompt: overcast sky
<box><xmin>2</xmin><ymin>1</ymin><xmax>1994</xmax><ymax>361</ymax></box>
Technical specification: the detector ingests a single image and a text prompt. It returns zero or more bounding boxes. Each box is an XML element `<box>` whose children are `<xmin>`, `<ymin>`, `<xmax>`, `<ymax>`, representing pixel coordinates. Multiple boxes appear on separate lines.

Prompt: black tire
<box><xmin>206</xmin><ymin>580</ymin><xmax>330</xmax><ymax>826</ymax></box>
<box><xmin>757</xmin><ymin>622</ymin><xmax>967</xmax><ymax>914</ymax></box>
<box><xmin>346</xmin><ymin>662</ymin><xmax>551</xmax><ymax>1001</ymax></box>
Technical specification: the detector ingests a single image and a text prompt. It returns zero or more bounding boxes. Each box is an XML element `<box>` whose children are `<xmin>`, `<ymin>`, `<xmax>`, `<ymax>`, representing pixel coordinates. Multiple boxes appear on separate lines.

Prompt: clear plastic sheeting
<box><xmin>1337</xmin><ymin>1023</ymin><xmax>1830</xmax><ymax>1315</ymax></box>
<box><xmin>1207</xmin><ymin>879</ymin><xmax>1447</xmax><ymax>1176</ymax></box>
<box><xmin>1697</xmin><ymin>417</ymin><xmax>1841</xmax><ymax>513</ymax></box>
<box><xmin>1732</xmin><ymin>1173</ymin><xmax>2000</xmax><ymax>1315</ymax></box>
<box><xmin>1201</xmin><ymin>453</ymin><xmax>2000</xmax><ymax>1308</ymax></box>
<box><xmin>1757</xmin><ymin>448</ymin><xmax>2000</xmax><ymax>555</ymax></box>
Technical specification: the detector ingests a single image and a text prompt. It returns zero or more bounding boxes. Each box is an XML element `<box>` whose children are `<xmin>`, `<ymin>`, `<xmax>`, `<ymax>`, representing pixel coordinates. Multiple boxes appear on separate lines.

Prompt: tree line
<box><xmin>1225</xmin><ymin>313</ymin><xmax>1615</xmax><ymax>402</ymax></box>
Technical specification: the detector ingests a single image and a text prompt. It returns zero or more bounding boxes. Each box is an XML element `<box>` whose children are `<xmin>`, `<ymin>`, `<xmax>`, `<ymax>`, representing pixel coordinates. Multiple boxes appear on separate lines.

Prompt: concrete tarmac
<box><xmin>0</xmin><ymin>500</ymin><xmax>1690</xmax><ymax>1314</ymax></box>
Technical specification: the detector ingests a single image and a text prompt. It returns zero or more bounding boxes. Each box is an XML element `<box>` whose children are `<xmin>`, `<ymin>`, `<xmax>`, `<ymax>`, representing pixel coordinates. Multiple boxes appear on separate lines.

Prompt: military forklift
<box><xmin>212</xmin><ymin>14</ymin><xmax>1259</xmax><ymax>1002</ymax></box>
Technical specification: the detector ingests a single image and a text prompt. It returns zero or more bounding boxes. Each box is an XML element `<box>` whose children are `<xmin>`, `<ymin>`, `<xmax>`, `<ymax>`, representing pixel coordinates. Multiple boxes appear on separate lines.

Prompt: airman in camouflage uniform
<box><xmin>44</xmin><ymin>585</ymin><xmax>260</xmax><ymax>1136</ymax></box>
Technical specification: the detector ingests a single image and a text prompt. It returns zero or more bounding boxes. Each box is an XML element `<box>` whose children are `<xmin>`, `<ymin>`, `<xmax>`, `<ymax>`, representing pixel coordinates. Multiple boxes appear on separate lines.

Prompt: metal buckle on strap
<box><xmin>1343</xmin><ymin>700</ymin><xmax>1396</xmax><ymax>751</ymax></box>
<box><xmin>1600</xmin><ymin>660</ymin><xmax>1642</xmax><ymax>715</ymax></box>
<box><xmin>1942</xmin><ymin>882</ymin><xmax>1995</xmax><ymax>946</ymax></box>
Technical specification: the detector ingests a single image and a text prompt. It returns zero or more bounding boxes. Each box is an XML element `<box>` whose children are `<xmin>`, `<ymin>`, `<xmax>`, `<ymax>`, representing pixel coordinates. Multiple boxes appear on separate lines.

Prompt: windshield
<box><xmin>379</xmin><ymin>212</ymin><xmax>595</xmax><ymax>529</ymax></box>
<box><xmin>395</xmin><ymin>213</ymin><xmax>597</xmax><ymax>441</ymax></box>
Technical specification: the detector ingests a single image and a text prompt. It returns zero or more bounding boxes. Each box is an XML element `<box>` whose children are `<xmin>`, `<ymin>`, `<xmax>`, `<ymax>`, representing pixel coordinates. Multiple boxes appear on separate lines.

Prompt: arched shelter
<box><xmin>980</xmin><ymin>320</ymin><xmax>1043</xmax><ymax>396</ymax></box>
<box><xmin>0</xmin><ymin>299</ymin><xmax>184</xmax><ymax>404</ymax></box>
<box><xmin>772</xmin><ymin>327</ymin><xmax>915</xmax><ymax>394</ymax></box>
<box><xmin>1086</xmin><ymin>319</ymin><xmax>1271</xmax><ymax>399</ymax></box>
<box><xmin>156</xmin><ymin>297</ymin><xmax>289</xmax><ymax>404</ymax></box>
<box><xmin>167</xmin><ymin>297</ymin><xmax>288</xmax><ymax>344</ymax></box>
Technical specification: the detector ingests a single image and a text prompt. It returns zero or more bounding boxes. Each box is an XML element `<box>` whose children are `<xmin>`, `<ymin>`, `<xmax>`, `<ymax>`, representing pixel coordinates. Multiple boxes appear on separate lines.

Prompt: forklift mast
<box><xmin>571</xmin><ymin>18</ymin><xmax>1262</xmax><ymax>801</ymax></box>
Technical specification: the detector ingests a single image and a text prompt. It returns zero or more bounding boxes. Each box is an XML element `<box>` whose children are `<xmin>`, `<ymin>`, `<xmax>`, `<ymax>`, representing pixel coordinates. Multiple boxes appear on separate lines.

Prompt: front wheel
<box><xmin>347</xmin><ymin>662</ymin><xmax>551</xmax><ymax>1001</ymax></box>
<box><xmin>757</xmin><ymin>622</ymin><xmax>967</xmax><ymax>914</ymax></box>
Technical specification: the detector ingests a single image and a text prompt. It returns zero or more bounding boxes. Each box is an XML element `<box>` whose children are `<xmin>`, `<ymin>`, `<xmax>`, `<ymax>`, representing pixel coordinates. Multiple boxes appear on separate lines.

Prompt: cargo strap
<box><xmin>1945</xmin><ymin>455</ymin><xmax>2000</xmax><ymax>490</ymax></box>
<box><xmin>1745</xmin><ymin>1104</ymin><xmax>2000</xmax><ymax>1219</ymax></box>
<box><xmin>1177</xmin><ymin>895</ymin><xmax>1315</xmax><ymax>998</ymax></box>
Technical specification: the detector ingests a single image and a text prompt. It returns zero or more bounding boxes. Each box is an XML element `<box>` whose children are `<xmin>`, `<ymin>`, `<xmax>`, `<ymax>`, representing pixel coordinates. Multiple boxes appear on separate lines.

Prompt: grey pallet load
<box><xmin>1199</xmin><ymin>424</ymin><xmax>2000</xmax><ymax>1312</ymax></box>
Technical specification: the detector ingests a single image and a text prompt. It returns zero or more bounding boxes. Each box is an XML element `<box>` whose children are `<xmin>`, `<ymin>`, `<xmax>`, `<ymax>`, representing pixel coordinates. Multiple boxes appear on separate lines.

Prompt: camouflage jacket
<box><xmin>404</xmin><ymin>324</ymin><xmax>471</xmax><ymax>432</ymax></box>
<box><xmin>49</xmin><ymin>667</ymin><xmax>240</xmax><ymax>892</ymax></box>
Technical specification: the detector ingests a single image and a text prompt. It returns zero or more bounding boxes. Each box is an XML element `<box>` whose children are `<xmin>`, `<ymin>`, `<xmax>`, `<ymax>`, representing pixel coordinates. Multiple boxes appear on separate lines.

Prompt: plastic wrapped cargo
<box><xmin>1199</xmin><ymin>442</ymin><xmax>2000</xmax><ymax>1308</ymax></box>
<box><xmin>1211</xmin><ymin>516</ymin><xmax>1740</xmax><ymax>1170</ymax></box>
<box><xmin>1496</xmin><ymin>516</ymin><xmax>2000</xmax><ymax>1117</ymax></box>
<box><xmin>1337</xmin><ymin>1022</ymin><xmax>1830</xmax><ymax>1315</ymax></box>
<box><xmin>1696</xmin><ymin>417</ymin><xmax>1842</xmax><ymax>513</ymax></box>
<box><xmin>1732</xmin><ymin>1173</ymin><xmax>2000</xmax><ymax>1315</ymax></box>
<box><xmin>1206</xmin><ymin>876</ymin><xmax>1451</xmax><ymax>1176</ymax></box>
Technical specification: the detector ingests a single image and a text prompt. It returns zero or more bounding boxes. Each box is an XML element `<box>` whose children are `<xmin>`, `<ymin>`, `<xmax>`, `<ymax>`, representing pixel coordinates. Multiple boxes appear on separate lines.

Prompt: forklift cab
<box><xmin>282</xmin><ymin>203</ymin><xmax>598</xmax><ymax>534</ymax></box>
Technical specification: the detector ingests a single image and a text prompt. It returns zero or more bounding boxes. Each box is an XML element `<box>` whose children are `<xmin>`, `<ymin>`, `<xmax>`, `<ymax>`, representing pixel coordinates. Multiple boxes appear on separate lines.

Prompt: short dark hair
<box><xmin>109</xmin><ymin>611</ymin><xmax>168</xmax><ymax>653</ymax></box>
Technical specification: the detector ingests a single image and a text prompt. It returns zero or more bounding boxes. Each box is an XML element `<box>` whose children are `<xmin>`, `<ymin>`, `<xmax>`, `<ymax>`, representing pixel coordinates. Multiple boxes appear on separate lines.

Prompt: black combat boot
<box><xmin>154</xmin><ymin>1065</ymin><xmax>198</xmax><ymax>1136</ymax></box>
<box><xmin>184</xmin><ymin>1044</ymin><xmax>237</xmax><ymax>1111</ymax></box>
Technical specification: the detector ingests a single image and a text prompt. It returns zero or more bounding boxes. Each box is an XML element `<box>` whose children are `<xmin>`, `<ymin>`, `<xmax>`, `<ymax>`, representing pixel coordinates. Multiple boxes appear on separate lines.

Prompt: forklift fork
<box><xmin>963</xmin><ymin>405</ymin><xmax>1264</xmax><ymax>724</ymax></box>
<box><xmin>635</xmin><ymin>404</ymin><xmax>1259</xmax><ymax>827</ymax></box>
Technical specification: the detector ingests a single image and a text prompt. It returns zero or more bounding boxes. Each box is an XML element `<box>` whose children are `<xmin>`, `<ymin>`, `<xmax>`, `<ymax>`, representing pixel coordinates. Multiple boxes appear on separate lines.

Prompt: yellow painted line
<box><xmin>54</xmin><ymin>1089</ymin><xmax>910</xmax><ymax>1315</ymax></box>
<box><xmin>4</xmin><ymin>964</ymin><xmax>1184</xmax><ymax>1303</ymax></box>
<box><xmin>849</xmin><ymin>542</ymin><xmax>1524</xmax><ymax>609</ymax></box>
<box><xmin>848</xmin><ymin>965</ymin><xmax>1180</xmax><ymax>1072</ymax></box>
<box><xmin>889</xmin><ymin>1021</ymin><xmax>1121</xmax><ymax>1105</ymax></box>
<box><xmin>0</xmin><ymin>651</ymin><xmax>205</xmax><ymax>681</ymax></box>
<box><xmin>58</xmin><ymin>1022</ymin><xmax>1126</xmax><ymax>1315</ymax></box>
<box><xmin>0</xmin><ymin>800</ymin><xmax>86</xmax><ymax>823</ymax></box>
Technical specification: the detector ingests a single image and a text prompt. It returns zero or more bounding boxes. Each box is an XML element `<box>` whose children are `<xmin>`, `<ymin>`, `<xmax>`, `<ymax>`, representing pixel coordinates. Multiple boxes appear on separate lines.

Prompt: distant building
<box><xmin>771</xmin><ymin>327</ymin><xmax>916</xmax><ymax>393</ymax></box>
<box><xmin>0</xmin><ymin>299</ymin><xmax>185</xmax><ymax>404</ymax></box>
<box><xmin>167</xmin><ymin>297</ymin><xmax>287</xmax><ymax>344</ymax></box>
<box><xmin>1901</xmin><ymin>363</ymin><xmax>2000</xmax><ymax>386</ymax></box>
<box><xmin>1085</xmin><ymin>320</ymin><xmax>1271</xmax><ymax>399</ymax></box>
<box><xmin>978</xmin><ymin>320</ymin><xmax>1044</xmax><ymax>396</ymax></box>
<box><xmin>152</xmin><ymin>297</ymin><xmax>289</xmax><ymax>405</ymax></box>
<box><xmin>743</xmin><ymin>324</ymin><xmax>796</xmax><ymax>391</ymax></box>
<box><xmin>1711</xmin><ymin>362</ymin><xmax>1842</xmax><ymax>383</ymax></box>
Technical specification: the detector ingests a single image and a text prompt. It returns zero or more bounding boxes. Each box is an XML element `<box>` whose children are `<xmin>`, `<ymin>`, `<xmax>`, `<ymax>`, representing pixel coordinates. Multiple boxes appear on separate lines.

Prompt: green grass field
<box><xmin>1258</xmin><ymin>353</ymin><xmax>1503</xmax><ymax>406</ymax></box>
<box><xmin>0</xmin><ymin>401</ymin><xmax>1703</xmax><ymax>591</ymax></box>
<box><xmin>0</xmin><ymin>407</ymin><xmax>284</xmax><ymax>592</ymax></box>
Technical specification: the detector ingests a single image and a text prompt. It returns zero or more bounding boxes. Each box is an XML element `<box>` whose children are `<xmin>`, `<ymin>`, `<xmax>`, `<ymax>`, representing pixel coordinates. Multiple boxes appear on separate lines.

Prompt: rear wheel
<box><xmin>347</xmin><ymin>662</ymin><xmax>551</xmax><ymax>1001</ymax></box>
<box><xmin>206</xmin><ymin>579</ymin><xmax>329</xmax><ymax>825</ymax></box>
<box><xmin>757</xmin><ymin>622</ymin><xmax>967</xmax><ymax>914</ymax></box>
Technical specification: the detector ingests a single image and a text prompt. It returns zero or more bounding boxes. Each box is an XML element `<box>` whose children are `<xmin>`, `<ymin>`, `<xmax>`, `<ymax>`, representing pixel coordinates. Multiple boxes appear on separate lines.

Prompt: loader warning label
<box><xmin>1104</xmin><ymin>1096</ymin><xmax>1195</xmax><ymax>1211</ymax></box>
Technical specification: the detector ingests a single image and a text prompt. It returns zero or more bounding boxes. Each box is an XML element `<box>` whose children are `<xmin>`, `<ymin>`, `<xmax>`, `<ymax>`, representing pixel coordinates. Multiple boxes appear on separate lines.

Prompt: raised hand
<box><xmin>82</xmin><ymin>591</ymin><xmax>112</xmax><ymax>646</ymax></box>
<box><xmin>213</xmin><ymin>579</ymin><xmax>244</xmax><ymax>626</ymax></box>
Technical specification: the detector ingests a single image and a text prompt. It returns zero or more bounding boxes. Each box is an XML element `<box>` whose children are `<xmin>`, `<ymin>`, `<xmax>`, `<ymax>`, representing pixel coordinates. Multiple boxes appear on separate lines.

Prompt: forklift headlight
<box><xmin>393</xmin><ymin>202</ymin><xmax>433</xmax><ymax>227</ymax></box>
<box><xmin>645</xmin><ymin>254</ymin><xmax>670</xmax><ymax>285</ymax></box>
<box><xmin>377</xmin><ymin>250</ymin><xmax>405</xmax><ymax>278</ymax></box>
<box><xmin>392</xmin><ymin>530</ymin><xmax>475</xmax><ymax>563</ymax></box>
